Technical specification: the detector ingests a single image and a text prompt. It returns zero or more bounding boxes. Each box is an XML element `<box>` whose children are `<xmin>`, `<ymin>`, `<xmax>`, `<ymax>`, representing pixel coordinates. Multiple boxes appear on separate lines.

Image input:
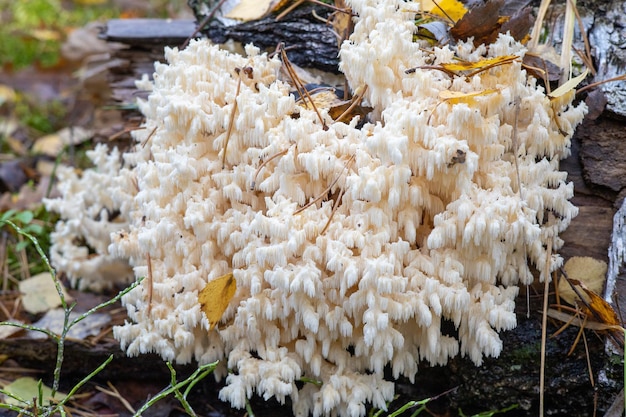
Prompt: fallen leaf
<box><xmin>32</xmin><ymin>126</ymin><xmax>93</xmax><ymax>157</ymax></box>
<box><xmin>422</xmin><ymin>0</ymin><xmax>468</xmax><ymax>22</ymax></box>
<box><xmin>450</xmin><ymin>0</ymin><xmax>506</xmax><ymax>46</ymax></box>
<box><xmin>548</xmin><ymin>69</ymin><xmax>589</xmax><ymax>99</ymax></box>
<box><xmin>522</xmin><ymin>53</ymin><xmax>562</xmax><ymax>83</ymax></box>
<box><xmin>415</xmin><ymin>21</ymin><xmax>450</xmax><ymax>45</ymax></box>
<box><xmin>328</xmin><ymin>1</ymin><xmax>353</xmax><ymax>49</ymax></box>
<box><xmin>0</xmin><ymin>176</ymin><xmax>53</xmax><ymax>212</ymax></box>
<box><xmin>2</xmin><ymin>377</ymin><xmax>66</xmax><ymax>406</ymax></box>
<box><xmin>199</xmin><ymin>273</ymin><xmax>237</xmax><ymax>330</ymax></box>
<box><xmin>558</xmin><ymin>256</ymin><xmax>606</xmax><ymax>306</ymax></box>
<box><xmin>298</xmin><ymin>89</ymin><xmax>343</xmax><ymax>111</ymax></box>
<box><xmin>27</xmin><ymin>309</ymin><xmax>110</xmax><ymax>339</ymax></box>
<box><xmin>19</xmin><ymin>272</ymin><xmax>70</xmax><ymax>314</ymax></box>
<box><xmin>225</xmin><ymin>0</ymin><xmax>290</xmax><ymax>21</ymax></box>
<box><xmin>557</xmin><ymin>257</ymin><xmax>620</xmax><ymax>330</ymax></box>
<box><xmin>448</xmin><ymin>0</ymin><xmax>532</xmax><ymax>47</ymax></box>
<box><xmin>30</xmin><ymin>29</ymin><xmax>62</xmax><ymax>42</ymax></box>
<box><xmin>547</xmin><ymin>308</ymin><xmax>616</xmax><ymax>331</ymax></box>
<box><xmin>580</xmin><ymin>283</ymin><xmax>621</xmax><ymax>328</ymax></box>
<box><xmin>440</xmin><ymin>55</ymin><xmax>518</xmax><ymax>72</ymax></box>
<box><xmin>438</xmin><ymin>89</ymin><xmax>499</xmax><ymax>104</ymax></box>
<box><xmin>499</xmin><ymin>3</ymin><xmax>532</xmax><ymax>43</ymax></box>
<box><xmin>0</xmin><ymin>84</ymin><xmax>17</xmax><ymax>106</ymax></box>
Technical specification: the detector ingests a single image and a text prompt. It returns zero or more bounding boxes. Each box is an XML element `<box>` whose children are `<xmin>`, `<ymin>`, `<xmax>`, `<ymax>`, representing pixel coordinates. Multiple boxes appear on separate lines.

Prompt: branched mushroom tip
<box><xmin>46</xmin><ymin>0</ymin><xmax>586</xmax><ymax>416</ymax></box>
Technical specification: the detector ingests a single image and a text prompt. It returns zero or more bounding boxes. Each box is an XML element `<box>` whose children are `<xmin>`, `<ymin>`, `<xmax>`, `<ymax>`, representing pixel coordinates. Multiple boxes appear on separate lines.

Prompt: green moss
<box><xmin>509</xmin><ymin>341</ymin><xmax>541</xmax><ymax>363</ymax></box>
<box><xmin>0</xmin><ymin>0</ymin><xmax>122</xmax><ymax>70</ymax></box>
<box><xmin>13</xmin><ymin>94</ymin><xmax>67</xmax><ymax>135</ymax></box>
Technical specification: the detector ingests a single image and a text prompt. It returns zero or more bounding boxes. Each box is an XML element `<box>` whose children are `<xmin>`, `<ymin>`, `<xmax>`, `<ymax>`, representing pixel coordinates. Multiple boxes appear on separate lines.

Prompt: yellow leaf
<box><xmin>31</xmin><ymin>29</ymin><xmax>62</xmax><ymax>42</ymax></box>
<box><xmin>440</xmin><ymin>55</ymin><xmax>518</xmax><ymax>72</ymax></box>
<box><xmin>0</xmin><ymin>84</ymin><xmax>17</xmax><ymax>105</ymax></box>
<box><xmin>422</xmin><ymin>0</ymin><xmax>467</xmax><ymax>22</ymax></box>
<box><xmin>199</xmin><ymin>273</ymin><xmax>237</xmax><ymax>330</ymax></box>
<box><xmin>438</xmin><ymin>89</ymin><xmax>499</xmax><ymax>104</ymax></box>
<box><xmin>558</xmin><ymin>256</ymin><xmax>606</xmax><ymax>306</ymax></box>
<box><xmin>298</xmin><ymin>90</ymin><xmax>342</xmax><ymax>111</ymax></box>
<box><xmin>19</xmin><ymin>272</ymin><xmax>70</xmax><ymax>314</ymax></box>
<box><xmin>548</xmin><ymin>69</ymin><xmax>589</xmax><ymax>99</ymax></box>
<box><xmin>2</xmin><ymin>377</ymin><xmax>66</xmax><ymax>406</ymax></box>
<box><xmin>226</xmin><ymin>0</ymin><xmax>290</xmax><ymax>21</ymax></box>
<box><xmin>581</xmin><ymin>285</ymin><xmax>621</xmax><ymax>327</ymax></box>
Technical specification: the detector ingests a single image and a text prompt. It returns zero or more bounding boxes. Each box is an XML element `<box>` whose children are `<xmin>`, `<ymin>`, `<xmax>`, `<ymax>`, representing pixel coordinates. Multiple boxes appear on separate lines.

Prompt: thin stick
<box><xmin>294</xmin><ymin>155</ymin><xmax>355</xmax><ymax>214</ymax></box>
<box><xmin>560</xmin><ymin>0</ymin><xmax>576</xmax><ymax>83</ymax></box>
<box><xmin>539</xmin><ymin>239</ymin><xmax>553</xmax><ymax>417</ymax></box>
<box><xmin>335</xmin><ymin>85</ymin><xmax>368</xmax><ymax>123</ymax></box>
<box><xmin>577</xmin><ymin>314</ymin><xmax>595</xmax><ymax>386</ymax></box>
<box><xmin>511</xmin><ymin>97</ymin><xmax>531</xmax><ymax>318</ymax></box>
<box><xmin>576</xmin><ymin>73</ymin><xmax>626</xmax><ymax>94</ymax></box>
<box><xmin>275</xmin><ymin>0</ymin><xmax>306</xmax><ymax>20</ymax></box>
<box><xmin>222</xmin><ymin>76</ymin><xmax>242</xmax><ymax>168</ymax></box>
<box><xmin>181</xmin><ymin>0</ymin><xmax>229</xmax><ymax>49</ymax></box>
<box><xmin>529</xmin><ymin>0</ymin><xmax>552</xmax><ymax>50</ymax></box>
<box><xmin>321</xmin><ymin>181</ymin><xmax>347</xmax><ymax>235</ymax></box>
<box><xmin>146</xmin><ymin>253</ymin><xmax>153</xmax><ymax>315</ymax></box>
<box><xmin>276</xmin><ymin>0</ymin><xmax>352</xmax><ymax>20</ymax></box>
<box><xmin>251</xmin><ymin>148</ymin><xmax>289</xmax><ymax>190</ymax></box>
<box><xmin>141</xmin><ymin>126</ymin><xmax>157</xmax><ymax>148</ymax></box>
<box><xmin>109</xmin><ymin>125</ymin><xmax>144</xmax><ymax>142</ymax></box>
<box><xmin>280</xmin><ymin>46</ymin><xmax>327</xmax><ymax>130</ymax></box>
<box><xmin>95</xmin><ymin>382</ymin><xmax>136</xmax><ymax>414</ymax></box>
<box><xmin>512</xmin><ymin>97</ymin><xmax>524</xmax><ymax>195</ymax></box>
<box><xmin>320</xmin><ymin>156</ymin><xmax>356</xmax><ymax>235</ymax></box>
<box><xmin>568</xmin><ymin>0</ymin><xmax>594</xmax><ymax>75</ymax></box>
<box><xmin>429</xmin><ymin>0</ymin><xmax>455</xmax><ymax>24</ymax></box>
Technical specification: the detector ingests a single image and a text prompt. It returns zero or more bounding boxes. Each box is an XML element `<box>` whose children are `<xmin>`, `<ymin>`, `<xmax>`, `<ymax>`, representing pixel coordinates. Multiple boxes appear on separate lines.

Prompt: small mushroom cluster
<box><xmin>46</xmin><ymin>0</ymin><xmax>585</xmax><ymax>415</ymax></box>
<box><xmin>44</xmin><ymin>144</ymin><xmax>133</xmax><ymax>291</ymax></box>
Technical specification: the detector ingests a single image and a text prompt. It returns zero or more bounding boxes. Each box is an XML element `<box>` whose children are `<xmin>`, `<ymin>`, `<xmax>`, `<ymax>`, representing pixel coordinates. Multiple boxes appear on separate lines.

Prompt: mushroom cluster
<box><xmin>44</xmin><ymin>144</ymin><xmax>134</xmax><ymax>291</ymax></box>
<box><xmin>47</xmin><ymin>0</ymin><xmax>585</xmax><ymax>415</ymax></box>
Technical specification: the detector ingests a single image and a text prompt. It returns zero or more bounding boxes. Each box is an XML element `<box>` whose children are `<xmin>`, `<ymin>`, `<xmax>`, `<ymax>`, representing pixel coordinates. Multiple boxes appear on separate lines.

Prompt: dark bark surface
<box><xmin>104</xmin><ymin>4</ymin><xmax>340</xmax><ymax>73</ymax></box>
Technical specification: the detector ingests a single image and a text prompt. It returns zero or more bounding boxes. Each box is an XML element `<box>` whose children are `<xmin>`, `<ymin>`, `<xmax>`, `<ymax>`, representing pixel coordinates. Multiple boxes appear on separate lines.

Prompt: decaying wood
<box><xmin>577</xmin><ymin>118</ymin><xmax>626</xmax><ymax>204</ymax></box>
<box><xmin>102</xmin><ymin>4</ymin><xmax>339</xmax><ymax>74</ymax></box>
<box><xmin>104</xmin><ymin>18</ymin><xmax>196</xmax><ymax>46</ymax></box>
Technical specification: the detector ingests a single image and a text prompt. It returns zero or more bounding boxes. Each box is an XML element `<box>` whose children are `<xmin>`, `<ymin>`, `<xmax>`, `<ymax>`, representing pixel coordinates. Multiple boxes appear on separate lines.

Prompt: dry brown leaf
<box><xmin>450</xmin><ymin>0</ymin><xmax>532</xmax><ymax>46</ymax></box>
<box><xmin>522</xmin><ymin>53</ymin><xmax>562</xmax><ymax>83</ymax></box>
<box><xmin>547</xmin><ymin>308</ymin><xmax>617</xmax><ymax>332</ymax></box>
<box><xmin>328</xmin><ymin>1</ymin><xmax>353</xmax><ymax>49</ymax></box>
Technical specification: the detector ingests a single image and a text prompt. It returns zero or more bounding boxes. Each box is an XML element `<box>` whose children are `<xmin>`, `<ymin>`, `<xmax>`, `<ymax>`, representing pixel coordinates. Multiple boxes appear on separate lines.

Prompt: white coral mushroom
<box><xmin>48</xmin><ymin>0</ymin><xmax>585</xmax><ymax>415</ymax></box>
<box><xmin>44</xmin><ymin>144</ymin><xmax>134</xmax><ymax>291</ymax></box>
